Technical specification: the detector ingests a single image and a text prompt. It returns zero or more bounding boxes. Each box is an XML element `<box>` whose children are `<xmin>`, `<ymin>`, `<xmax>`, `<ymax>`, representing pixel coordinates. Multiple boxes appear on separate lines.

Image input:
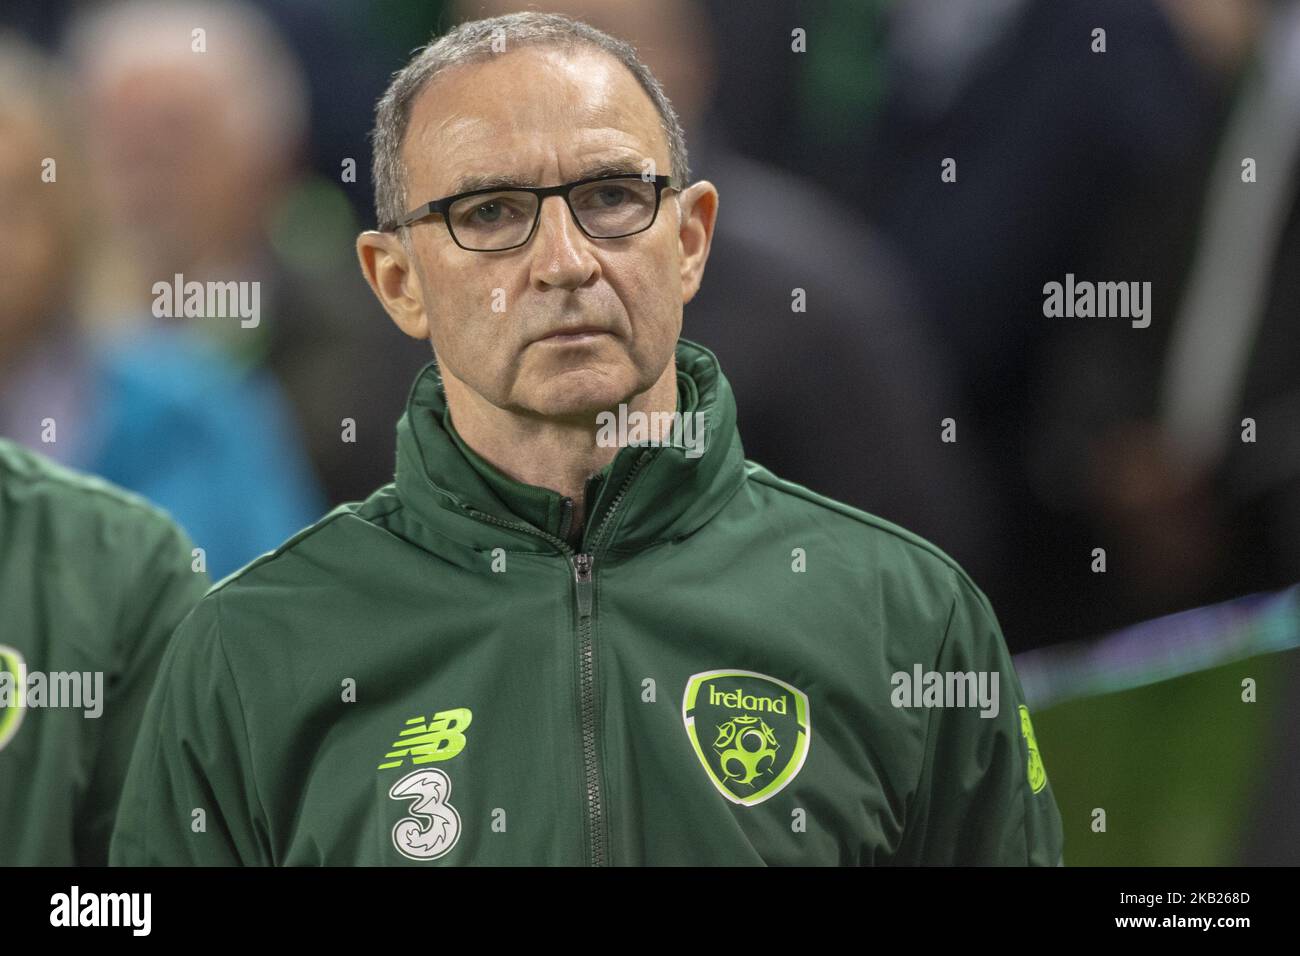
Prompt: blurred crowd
<box><xmin>1</xmin><ymin>0</ymin><xmax>1295</xmax><ymax>641</ymax></box>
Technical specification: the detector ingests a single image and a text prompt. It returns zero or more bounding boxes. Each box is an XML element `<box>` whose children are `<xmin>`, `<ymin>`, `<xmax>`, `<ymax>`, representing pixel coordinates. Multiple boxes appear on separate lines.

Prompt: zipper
<box><xmin>466</xmin><ymin>448</ymin><xmax>653</xmax><ymax>867</ymax></box>
<box><xmin>572</xmin><ymin>551</ymin><xmax>601</xmax><ymax>864</ymax></box>
<box><xmin>574</xmin><ymin>552</ymin><xmax>594</xmax><ymax>617</ymax></box>
<box><xmin>558</xmin><ymin>496</ymin><xmax>574</xmax><ymax>543</ymax></box>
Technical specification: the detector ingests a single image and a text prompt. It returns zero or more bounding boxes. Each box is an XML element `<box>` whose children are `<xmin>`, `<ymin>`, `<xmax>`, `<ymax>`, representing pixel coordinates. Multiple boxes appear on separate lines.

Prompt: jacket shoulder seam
<box><xmin>206</xmin><ymin>499</ymin><xmax>402</xmax><ymax>595</ymax></box>
<box><xmin>745</xmin><ymin>466</ymin><xmax>980</xmax><ymax>588</ymax></box>
<box><xmin>0</xmin><ymin>447</ymin><xmax>180</xmax><ymax>529</ymax></box>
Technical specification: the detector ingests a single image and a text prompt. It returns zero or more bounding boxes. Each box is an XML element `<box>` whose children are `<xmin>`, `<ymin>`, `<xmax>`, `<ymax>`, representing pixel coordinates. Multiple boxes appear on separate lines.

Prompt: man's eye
<box><xmin>460</xmin><ymin>199</ymin><xmax>526</xmax><ymax>226</ymax></box>
<box><xmin>582</xmin><ymin>186</ymin><xmax>631</xmax><ymax>208</ymax></box>
<box><xmin>470</xmin><ymin>202</ymin><xmax>505</xmax><ymax>222</ymax></box>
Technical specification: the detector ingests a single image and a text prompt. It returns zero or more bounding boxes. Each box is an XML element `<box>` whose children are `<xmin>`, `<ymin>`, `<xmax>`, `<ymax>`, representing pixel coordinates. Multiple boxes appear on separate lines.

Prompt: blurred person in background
<box><xmin>463</xmin><ymin>0</ymin><xmax>1001</xmax><ymax>588</ymax></box>
<box><xmin>0</xmin><ymin>32</ymin><xmax>322</xmax><ymax>578</ymax></box>
<box><xmin>0</xmin><ymin>437</ymin><xmax>209</xmax><ymax>865</ymax></box>
<box><xmin>714</xmin><ymin>0</ymin><xmax>1227</xmax><ymax>647</ymax></box>
<box><xmin>1027</xmin><ymin>0</ymin><xmax>1298</xmax><ymax>631</ymax></box>
<box><xmin>868</xmin><ymin>0</ymin><xmax>1228</xmax><ymax>647</ymax></box>
<box><xmin>67</xmin><ymin>0</ymin><xmax>430</xmax><ymax>507</ymax></box>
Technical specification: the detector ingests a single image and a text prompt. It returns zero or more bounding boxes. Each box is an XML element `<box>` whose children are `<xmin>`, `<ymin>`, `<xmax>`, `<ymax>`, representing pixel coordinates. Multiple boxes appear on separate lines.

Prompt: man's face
<box><xmin>393</xmin><ymin>46</ymin><xmax>698</xmax><ymax>421</ymax></box>
<box><xmin>85</xmin><ymin>62</ymin><xmax>278</xmax><ymax>269</ymax></box>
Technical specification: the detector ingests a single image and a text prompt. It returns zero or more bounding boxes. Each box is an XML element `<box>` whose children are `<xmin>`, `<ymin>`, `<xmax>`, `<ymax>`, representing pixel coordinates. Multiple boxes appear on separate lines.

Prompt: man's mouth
<box><xmin>533</xmin><ymin>326</ymin><xmax>612</xmax><ymax>345</ymax></box>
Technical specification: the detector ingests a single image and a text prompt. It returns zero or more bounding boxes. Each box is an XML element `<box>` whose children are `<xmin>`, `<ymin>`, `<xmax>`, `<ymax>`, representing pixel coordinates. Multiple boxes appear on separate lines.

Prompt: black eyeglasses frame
<box><xmin>381</xmin><ymin>173</ymin><xmax>676</xmax><ymax>251</ymax></box>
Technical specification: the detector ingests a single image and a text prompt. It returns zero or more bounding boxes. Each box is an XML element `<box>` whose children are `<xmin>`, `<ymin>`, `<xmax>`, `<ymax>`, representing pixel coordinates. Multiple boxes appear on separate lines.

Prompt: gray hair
<box><xmin>370</xmin><ymin>12</ymin><xmax>690</xmax><ymax>230</ymax></box>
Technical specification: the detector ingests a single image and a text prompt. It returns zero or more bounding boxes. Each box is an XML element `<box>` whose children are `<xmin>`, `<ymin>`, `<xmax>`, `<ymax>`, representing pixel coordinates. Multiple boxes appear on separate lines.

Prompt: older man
<box><xmin>112</xmin><ymin>12</ymin><xmax>1063</xmax><ymax>866</ymax></box>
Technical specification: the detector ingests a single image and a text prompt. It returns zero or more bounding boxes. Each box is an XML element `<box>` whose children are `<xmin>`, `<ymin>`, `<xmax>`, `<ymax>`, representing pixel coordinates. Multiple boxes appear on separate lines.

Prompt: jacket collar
<box><xmin>393</xmin><ymin>337</ymin><xmax>747</xmax><ymax>556</ymax></box>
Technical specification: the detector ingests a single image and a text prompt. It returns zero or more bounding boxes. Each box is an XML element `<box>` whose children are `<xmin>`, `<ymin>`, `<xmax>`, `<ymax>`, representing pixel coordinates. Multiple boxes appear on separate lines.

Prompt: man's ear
<box><xmin>676</xmin><ymin>181</ymin><xmax>718</xmax><ymax>306</ymax></box>
<box><xmin>356</xmin><ymin>229</ymin><xmax>430</xmax><ymax>340</ymax></box>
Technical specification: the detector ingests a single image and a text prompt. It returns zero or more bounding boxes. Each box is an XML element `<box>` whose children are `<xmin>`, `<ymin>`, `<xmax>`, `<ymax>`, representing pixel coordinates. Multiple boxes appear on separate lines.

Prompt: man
<box><xmin>0</xmin><ymin>438</ymin><xmax>209</xmax><ymax>865</ymax></box>
<box><xmin>111</xmin><ymin>12</ymin><xmax>1063</xmax><ymax>865</ymax></box>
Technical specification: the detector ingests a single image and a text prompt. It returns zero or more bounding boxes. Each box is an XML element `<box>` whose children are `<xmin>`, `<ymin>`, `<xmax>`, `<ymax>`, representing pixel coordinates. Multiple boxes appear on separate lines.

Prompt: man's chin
<box><xmin>521</xmin><ymin>366</ymin><xmax>639</xmax><ymax>421</ymax></box>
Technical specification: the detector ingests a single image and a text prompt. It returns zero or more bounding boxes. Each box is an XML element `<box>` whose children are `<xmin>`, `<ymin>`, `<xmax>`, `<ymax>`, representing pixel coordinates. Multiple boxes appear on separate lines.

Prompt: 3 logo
<box><xmin>389</xmin><ymin>768</ymin><xmax>462</xmax><ymax>861</ymax></box>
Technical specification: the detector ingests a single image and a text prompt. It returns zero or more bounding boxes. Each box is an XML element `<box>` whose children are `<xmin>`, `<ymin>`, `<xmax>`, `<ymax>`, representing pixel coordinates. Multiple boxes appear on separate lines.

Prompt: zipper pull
<box><xmin>573</xmin><ymin>552</ymin><xmax>594</xmax><ymax>619</ymax></box>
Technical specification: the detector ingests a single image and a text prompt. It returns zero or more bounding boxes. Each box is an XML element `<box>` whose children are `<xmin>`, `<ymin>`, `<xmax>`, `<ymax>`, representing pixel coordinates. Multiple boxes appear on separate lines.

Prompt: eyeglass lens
<box><xmin>447</xmin><ymin>178</ymin><xmax>659</xmax><ymax>250</ymax></box>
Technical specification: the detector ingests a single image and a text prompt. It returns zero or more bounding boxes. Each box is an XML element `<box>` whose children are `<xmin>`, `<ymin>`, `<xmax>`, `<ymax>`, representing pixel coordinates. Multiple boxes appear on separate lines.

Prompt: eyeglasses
<box><xmin>382</xmin><ymin>173</ymin><xmax>675</xmax><ymax>251</ymax></box>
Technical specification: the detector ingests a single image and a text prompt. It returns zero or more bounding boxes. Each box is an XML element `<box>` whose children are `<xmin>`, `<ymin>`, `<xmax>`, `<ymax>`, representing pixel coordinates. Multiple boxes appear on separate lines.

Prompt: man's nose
<box><xmin>528</xmin><ymin>194</ymin><xmax>598</xmax><ymax>288</ymax></box>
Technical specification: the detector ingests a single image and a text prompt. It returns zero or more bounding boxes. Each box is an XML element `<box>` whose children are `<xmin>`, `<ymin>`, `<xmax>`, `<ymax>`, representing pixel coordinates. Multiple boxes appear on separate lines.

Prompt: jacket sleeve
<box><xmin>76</xmin><ymin>515</ymin><xmax>210</xmax><ymax>866</ymax></box>
<box><xmin>896</xmin><ymin>569</ymin><xmax>1065</xmax><ymax>865</ymax></box>
<box><xmin>109</xmin><ymin>590</ymin><xmax>272</xmax><ymax>865</ymax></box>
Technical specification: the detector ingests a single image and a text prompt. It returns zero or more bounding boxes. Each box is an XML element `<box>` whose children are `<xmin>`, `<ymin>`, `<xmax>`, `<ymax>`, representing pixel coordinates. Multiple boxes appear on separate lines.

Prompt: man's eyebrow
<box><xmin>444</xmin><ymin>159</ymin><xmax>646</xmax><ymax>196</ymax></box>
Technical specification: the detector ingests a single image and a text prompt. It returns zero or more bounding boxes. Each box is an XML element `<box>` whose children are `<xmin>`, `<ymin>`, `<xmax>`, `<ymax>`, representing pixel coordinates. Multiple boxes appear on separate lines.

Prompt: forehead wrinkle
<box><xmin>404</xmin><ymin>111</ymin><xmax>492</xmax><ymax>192</ymax></box>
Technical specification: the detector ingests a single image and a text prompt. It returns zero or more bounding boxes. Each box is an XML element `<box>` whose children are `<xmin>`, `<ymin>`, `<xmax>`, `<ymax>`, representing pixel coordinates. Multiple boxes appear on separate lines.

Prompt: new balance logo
<box><xmin>377</xmin><ymin>707</ymin><xmax>472</xmax><ymax>770</ymax></box>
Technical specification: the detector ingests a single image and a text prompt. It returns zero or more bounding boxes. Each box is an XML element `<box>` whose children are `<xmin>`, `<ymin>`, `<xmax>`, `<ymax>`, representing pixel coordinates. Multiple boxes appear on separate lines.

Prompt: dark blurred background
<box><xmin>1</xmin><ymin>0</ymin><xmax>1297</xmax><ymax>863</ymax></box>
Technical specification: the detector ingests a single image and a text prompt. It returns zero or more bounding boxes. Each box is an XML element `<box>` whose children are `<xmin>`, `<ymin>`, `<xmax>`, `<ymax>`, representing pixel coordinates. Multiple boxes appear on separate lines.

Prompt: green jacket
<box><xmin>110</xmin><ymin>339</ymin><xmax>1064</xmax><ymax>866</ymax></box>
<box><xmin>0</xmin><ymin>439</ymin><xmax>209</xmax><ymax>865</ymax></box>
